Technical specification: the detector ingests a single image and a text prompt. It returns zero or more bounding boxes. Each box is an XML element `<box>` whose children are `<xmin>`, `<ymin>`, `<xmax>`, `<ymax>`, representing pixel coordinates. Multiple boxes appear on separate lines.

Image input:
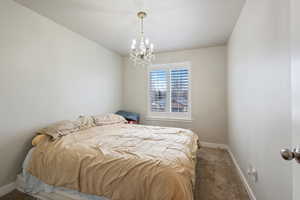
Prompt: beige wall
<box><xmin>0</xmin><ymin>0</ymin><xmax>122</xmax><ymax>187</ymax></box>
<box><xmin>227</xmin><ymin>0</ymin><xmax>292</xmax><ymax>199</ymax></box>
<box><xmin>123</xmin><ymin>46</ymin><xmax>228</xmax><ymax>144</ymax></box>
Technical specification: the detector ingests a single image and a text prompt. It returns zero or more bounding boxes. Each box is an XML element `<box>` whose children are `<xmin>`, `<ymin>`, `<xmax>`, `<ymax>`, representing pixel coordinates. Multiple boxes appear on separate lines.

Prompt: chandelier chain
<box><xmin>141</xmin><ymin>17</ymin><xmax>144</xmax><ymax>34</ymax></box>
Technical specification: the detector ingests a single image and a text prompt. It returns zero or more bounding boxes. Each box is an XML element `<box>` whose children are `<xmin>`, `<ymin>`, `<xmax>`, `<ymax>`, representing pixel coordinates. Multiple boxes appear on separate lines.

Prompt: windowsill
<box><xmin>145</xmin><ymin>116</ymin><xmax>193</xmax><ymax>123</ymax></box>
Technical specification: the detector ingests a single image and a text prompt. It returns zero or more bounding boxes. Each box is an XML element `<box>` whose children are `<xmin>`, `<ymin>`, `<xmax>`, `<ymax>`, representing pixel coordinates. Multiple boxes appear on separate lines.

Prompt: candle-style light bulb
<box><xmin>132</xmin><ymin>39</ymin><xmax>136</xmax><ymax>45</ymax></box>
<box><xmin>145</xmin><ymin>38</ymin><xmax>149</xmax><ymax>46</ymax></box>
<box><xmin>150</xmin><ymin>43</ymin><xmax>154</xmax><ymax>51</ymax></box>
<box><xmin>131</xmin><ymin>39</ymin><xmax>136</xmax><ymax>49</ymax></box>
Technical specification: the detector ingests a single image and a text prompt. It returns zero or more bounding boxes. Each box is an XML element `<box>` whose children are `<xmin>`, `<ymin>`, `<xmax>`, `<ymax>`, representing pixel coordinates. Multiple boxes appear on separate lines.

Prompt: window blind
<box><xmin>149</xmin><ymin>70</ymin><xmax>168</xmax><ymax>112</ymax></box>
<box><xmin>170</xmin><ymin>69</ymin><xmax>189</xmax><ymax>112</ymax></box>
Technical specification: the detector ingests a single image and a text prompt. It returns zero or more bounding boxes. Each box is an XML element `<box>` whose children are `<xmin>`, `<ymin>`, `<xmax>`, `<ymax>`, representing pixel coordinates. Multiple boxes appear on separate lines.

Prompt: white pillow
<box><xmin>77</xmin><ymin>115</ymin><xmax>96</xmax><ymax>130</ymax></box>
<box><xmin>93</xmin><ymin>114</ymin><xmax>127</xmax><ymax>126</ymax></box>
<box><xmin>37</xmin><ymin>120</ymin><xmax>80</xmax><ymax>140</ymax></box>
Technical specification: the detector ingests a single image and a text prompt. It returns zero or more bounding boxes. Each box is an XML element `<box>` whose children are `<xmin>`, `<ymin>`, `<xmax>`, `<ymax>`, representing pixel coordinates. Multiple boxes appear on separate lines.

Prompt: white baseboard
<box><xmin>0</xmin><ymin>182</ymin><xmax>16</xmax><ymax>197</ymax></box>
<box><xmin>199</xmin><ymin>141</ymin><xmax>256</xmax><ymax>200</ymax></box>
<box><xmin>227</xmin><ymin>149</ymin><xmax>256</xmax><ymax>200</ymax></box>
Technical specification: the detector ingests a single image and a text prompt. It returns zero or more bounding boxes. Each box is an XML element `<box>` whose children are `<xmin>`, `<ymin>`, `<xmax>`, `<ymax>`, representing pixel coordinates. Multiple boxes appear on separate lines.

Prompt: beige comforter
<box><xmin>28</xmin><ymin>124</ymin><xmax>198</xmax><ymax>200</ymax></box>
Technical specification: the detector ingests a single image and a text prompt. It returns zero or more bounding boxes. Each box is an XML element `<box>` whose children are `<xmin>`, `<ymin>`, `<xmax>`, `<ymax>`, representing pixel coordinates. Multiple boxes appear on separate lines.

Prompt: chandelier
<box><xmin>130</xmin><ymin>11</ymin><xmax>155</xmax><ymax>66</ymax></box>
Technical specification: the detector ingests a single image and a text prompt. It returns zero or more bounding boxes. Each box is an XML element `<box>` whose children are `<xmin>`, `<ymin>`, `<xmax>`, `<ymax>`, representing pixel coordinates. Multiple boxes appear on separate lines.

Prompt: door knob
<box><xmin>281</xmin><ymin>148</ymin><xmax>300</xmax><ymax>163</ymax></box>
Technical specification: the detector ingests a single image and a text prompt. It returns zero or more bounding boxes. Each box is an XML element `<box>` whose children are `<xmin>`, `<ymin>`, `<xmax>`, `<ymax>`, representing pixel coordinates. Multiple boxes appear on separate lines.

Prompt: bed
<box><xmin>17</xmin><ymin>115</ymin><xmax>199</xmax><ymax>200</ymax></box>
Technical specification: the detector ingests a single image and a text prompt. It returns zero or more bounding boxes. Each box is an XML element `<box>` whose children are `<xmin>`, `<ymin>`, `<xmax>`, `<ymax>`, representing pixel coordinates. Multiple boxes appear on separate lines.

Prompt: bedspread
<box><xmin>27</xmin><ymin>124</ymin><xmax>198</xmax><ymax>200</ymax></box>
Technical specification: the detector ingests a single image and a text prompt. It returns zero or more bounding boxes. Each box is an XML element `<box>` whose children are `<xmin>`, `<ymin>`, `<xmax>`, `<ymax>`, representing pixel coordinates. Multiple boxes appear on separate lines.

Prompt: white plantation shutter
<box><xmin>149</xmin><ymin>70</ymin><xmax>168</xmax><ymax>112</ymax></box>
<box><xmin>148</xmin><ymin>62</ymin><xmax>191</xmax><ymax>119</ymax></box>
<box><xmin>170</xmin><ymin>69</ymin><xmax>189</xmax><ymax>112</ymax></box>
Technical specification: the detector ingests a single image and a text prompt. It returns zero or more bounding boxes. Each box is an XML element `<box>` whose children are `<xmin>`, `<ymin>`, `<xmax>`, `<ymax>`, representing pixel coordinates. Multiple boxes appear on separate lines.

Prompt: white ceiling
<box><xmin>14</xmin><ymin>0</ymin><xmax>245</xmax><ymax>55</ymax></box>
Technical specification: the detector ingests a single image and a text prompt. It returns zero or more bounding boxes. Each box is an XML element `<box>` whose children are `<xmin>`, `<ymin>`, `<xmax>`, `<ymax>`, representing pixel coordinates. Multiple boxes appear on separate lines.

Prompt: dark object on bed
<box><xmin>116</xmin><ymin>110</ymin><xmax>140</xmax><ymax>124</ymax></box>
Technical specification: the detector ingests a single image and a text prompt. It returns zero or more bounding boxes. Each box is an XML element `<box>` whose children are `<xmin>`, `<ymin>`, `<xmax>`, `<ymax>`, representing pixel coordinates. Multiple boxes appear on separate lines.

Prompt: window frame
<box><xmin>147</xmin><ymin>62</ymin><xmax>192</xmax><ymax>121</ymax></box>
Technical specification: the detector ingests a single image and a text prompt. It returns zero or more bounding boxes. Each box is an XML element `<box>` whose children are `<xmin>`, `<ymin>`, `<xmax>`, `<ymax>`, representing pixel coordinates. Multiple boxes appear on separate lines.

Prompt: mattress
<box><xmin>24</xmin><ymin>124</ymin><xmax>198</xmax><ymax>200</ymax></box>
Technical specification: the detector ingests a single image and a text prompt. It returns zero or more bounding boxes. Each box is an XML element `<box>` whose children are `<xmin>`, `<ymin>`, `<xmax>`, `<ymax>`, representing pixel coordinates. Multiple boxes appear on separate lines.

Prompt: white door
<box><xmin>281</xmin><ymin>0</ymin><xmax>300</xmax><ymax>199</ymax></box>
<box><xmin>291</xmin><ymin>0</ymin><xmax>300</xmax><ymax>199</ymax></box>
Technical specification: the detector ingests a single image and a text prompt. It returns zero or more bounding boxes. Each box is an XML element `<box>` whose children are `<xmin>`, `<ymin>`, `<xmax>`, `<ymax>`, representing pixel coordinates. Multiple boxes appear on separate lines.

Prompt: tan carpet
<box><xmin>0</xmin><ymin>147</ymin><xmax>250</xmax><ymax>200</ymax></box>
<box><xmin>194</xmin><ymin>147</ymin><xmax>250</xmax><ymax>200</ymax></box>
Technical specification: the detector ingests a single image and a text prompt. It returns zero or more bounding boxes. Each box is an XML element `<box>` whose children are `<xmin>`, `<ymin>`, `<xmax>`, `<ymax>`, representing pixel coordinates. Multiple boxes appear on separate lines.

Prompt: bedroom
<box><xmin>0</xmin><ymin>0</ymin><xmax>299</xmax><ymax>200</ymax></box>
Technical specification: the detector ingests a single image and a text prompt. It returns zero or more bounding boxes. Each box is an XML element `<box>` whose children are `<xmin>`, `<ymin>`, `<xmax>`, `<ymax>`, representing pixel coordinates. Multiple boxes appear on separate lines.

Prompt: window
<box><xmin>148</xmin><ymin>62</ymin><xmax>191</xmax><ymax>120</ymax></box>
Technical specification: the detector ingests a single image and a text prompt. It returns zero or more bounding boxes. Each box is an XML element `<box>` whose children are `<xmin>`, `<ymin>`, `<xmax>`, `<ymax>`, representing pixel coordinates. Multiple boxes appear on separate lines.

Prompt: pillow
<box><xmin>77</xmin><ymin>115</ymin><xmax>95</xmax><ymax>130</ymax></box>
<box><xmin>37</xmin><ymin>120</ymin><xmax>80</xmax><ymax>140</ymax></box>
<box><xmin>32</xmin><ymin>135</ymin><xmax>48</xmax><ymax>146</ymax></box>
<box><xmin>93</xmin><ymin>113</ymin><xmax>127</xmax><ymax>126</ymax></box>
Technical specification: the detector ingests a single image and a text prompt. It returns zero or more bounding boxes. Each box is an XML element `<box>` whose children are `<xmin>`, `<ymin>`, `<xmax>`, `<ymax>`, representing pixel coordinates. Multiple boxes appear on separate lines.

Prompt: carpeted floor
<box><xmin>194</xmin><ymin>147</ymin><xmax>250</xmax><ymax>200</ymax></box>
<box><xmin>0</xmin><ymin>147</ymin><xmax>250</xmax><ymax>200</ymax></box>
